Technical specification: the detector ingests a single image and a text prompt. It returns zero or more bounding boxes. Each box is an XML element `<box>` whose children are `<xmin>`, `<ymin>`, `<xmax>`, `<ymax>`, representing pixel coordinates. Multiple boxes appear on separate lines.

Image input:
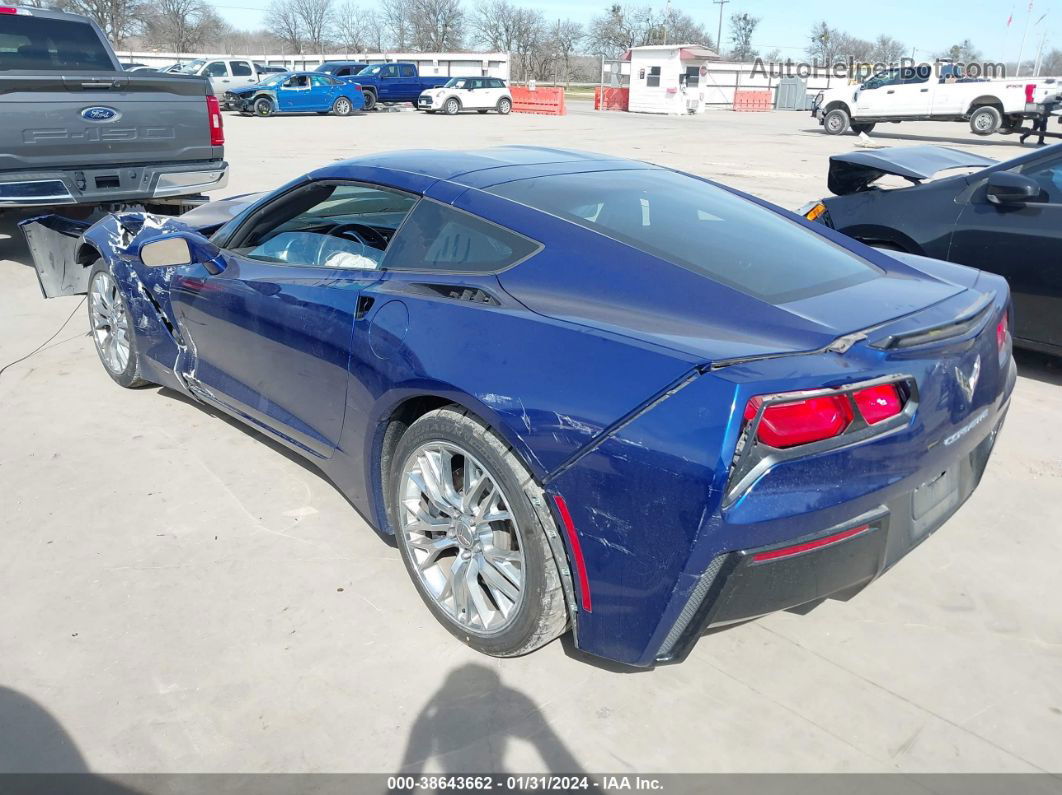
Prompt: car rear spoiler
<box><xmin>828</xmin><ymin>146</ymin><xmax>998</xmax><ymax>195</ymax></box>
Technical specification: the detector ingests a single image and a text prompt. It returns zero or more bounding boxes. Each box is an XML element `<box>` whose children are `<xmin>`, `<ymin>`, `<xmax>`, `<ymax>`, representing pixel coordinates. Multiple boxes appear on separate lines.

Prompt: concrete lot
<box><xmin>1</xmin><ymin>105</ymin><xmax>1061</xmax><ymax>774</ymax></box>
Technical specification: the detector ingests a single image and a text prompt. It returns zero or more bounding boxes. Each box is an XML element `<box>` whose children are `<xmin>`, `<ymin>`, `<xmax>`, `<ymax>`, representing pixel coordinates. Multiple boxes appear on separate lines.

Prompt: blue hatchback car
<box><xmin>226</xmin><ymin>71</ymin><xmax>365</xmax><ymax>117</ymax></box>
<box><xmin>22</xmin><ymin>147</ymin><xmax>1015</xmax><ymax>667</ymax></box>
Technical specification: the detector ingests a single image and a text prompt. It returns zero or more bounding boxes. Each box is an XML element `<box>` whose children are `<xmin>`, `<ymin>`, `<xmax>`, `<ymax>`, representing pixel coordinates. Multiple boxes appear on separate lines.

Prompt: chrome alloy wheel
<box><xmin>89</xmin><ymin>270</ymin><xmax>130</xmax><ymax>374</ymax></box>
<box><xmin>398</xmin><ymin>442</ymin><xmax>526</xmax><ymax>634</ymax></box>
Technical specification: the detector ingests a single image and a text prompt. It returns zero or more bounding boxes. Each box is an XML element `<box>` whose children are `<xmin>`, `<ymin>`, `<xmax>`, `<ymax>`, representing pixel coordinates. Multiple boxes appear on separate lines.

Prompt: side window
<box><xmin>1018</xmin><ymin>158</ymin><xmax>1062</xmax><ymax>202</ymax></box>
<box><xmin>383</xmin><ymin>65</ymin><xmax>399</xmax><ymax>78</ymax></box>
<box><xmin>646</xmin><ymin>66</ymin><xmax>661</xmax><ymax>87</ymax></box>
<box><xmin>231</xmin><ymin>183</ymin><xmax>419</xmax><ymax>269</ymax></box>
<box><xmin>311</xmin><ymin>75</ymin><xmax>331</xmax><ymax>87</ymax></box>
<box><xmin>230</xmin><ymin>61</ymin><xmax>252</xmax><ymax>76</ymax></box>
<box><xmin>399</xmin><ymin>64</ymin><xmax>416</xmax><ymax>77</ymax></box>
<box><xmin>492</xmin><ymin>79</ymin><xmax>506</xmax><ymax>89</ymax></box>
<box><xmin>205</xmin><ymin>61</ymin><xmax>228</xmax><ymax>77</ymax></box>
<box><xmin>284</xmin><ymin>75</ymin><xmax>310</xmax><ymax>88</ymax></box>
<box><xmin>336</xmin><ymin>67</ymin><xmax>350</xmax><ymax>76</ymax></box>
<box><xmin>901</xmin><ymin>65</ymin><xmax>930</xmax><ymax>84</ymax></box>
<box><xmin>382</xmin><ymin>201</ymin><xmax>540</xmax><ymax>273</ymax></box>
<box><xmin>684</xmin><ymin>65</ymin><xmax>700</xmax><ymax>87</ymax></box>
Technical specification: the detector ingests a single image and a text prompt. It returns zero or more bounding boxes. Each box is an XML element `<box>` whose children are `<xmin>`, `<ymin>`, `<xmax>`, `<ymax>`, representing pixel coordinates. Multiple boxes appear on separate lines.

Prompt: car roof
<box><xmin>311</xmin><ymin>147</ymin><xmax>654</xmax><ymax>188</ymax></box>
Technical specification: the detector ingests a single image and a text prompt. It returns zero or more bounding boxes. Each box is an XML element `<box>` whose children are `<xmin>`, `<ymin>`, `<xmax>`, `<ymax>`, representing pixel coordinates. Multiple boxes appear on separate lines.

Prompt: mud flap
<box><xmin>19</xmin><ymin>214</ymin><xmax>93</xmax><ymax>298</ymax></box>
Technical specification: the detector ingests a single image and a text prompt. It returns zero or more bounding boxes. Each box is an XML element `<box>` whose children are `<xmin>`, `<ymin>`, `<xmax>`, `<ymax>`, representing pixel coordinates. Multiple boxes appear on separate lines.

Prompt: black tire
<box><xmin>362</xmin><ymin>90</ymin><xmax>377</xmax><ymax>111</ymax></box>
<box><xmin>823</xmin><ymin>107</ymin><xmax>850</xmax><ymax>135</ymax></box>
<box><xmin>388</xmin><ymin>407</ymin><xmax>569</xmax><ymax>657</ymax></box>
<box><xmin>497</xmin><ymin>97</ymin><xmax>512</xmax><ymax>115</ymax></box>
<box><xmin>444</xmin><ymin>97</ymin><xmax>461</xmax><ymax>115</ymax></box>
<box><xmin>332</xmin><ymin>96</ymin><xmax>353</xmax><ymax>116</ymax></box>
<box><xmin>851</xmin><ymin>122</ymin><xmax>876</xmax><ymax>134</ymax></box>
<box><xmin>87</xmin><ymin>260</ymin><xmax>149</xmax><ymax>389</ymax></box>
<box><xmin>970</xmin><ymin>105</ymin><xmax>1002</xmax><ymax>136</ymax></box>
<box><xmin>253</xmin><ymin>97</ymin><xmax>273</xmax><ymax>117</ymax></box>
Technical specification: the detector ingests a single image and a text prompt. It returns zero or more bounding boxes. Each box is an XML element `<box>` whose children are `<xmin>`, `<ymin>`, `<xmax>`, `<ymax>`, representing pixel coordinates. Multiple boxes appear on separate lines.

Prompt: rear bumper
<box><xmin>0</xmin><ymin>161</ymin><xmax>228</xmax><ymax>208</ymax></box>
<box><xmin>656</xmin><ymin>404</ymin><xmax>1008</xmax><ymax>663</ymax></box>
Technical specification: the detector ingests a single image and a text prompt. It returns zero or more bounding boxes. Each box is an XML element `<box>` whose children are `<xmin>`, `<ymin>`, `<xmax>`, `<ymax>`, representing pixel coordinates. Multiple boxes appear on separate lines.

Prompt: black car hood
<box><xmin>828</xmin><ymin>146</ymin><xmax>997</xmax><ymax>195</ymax></box>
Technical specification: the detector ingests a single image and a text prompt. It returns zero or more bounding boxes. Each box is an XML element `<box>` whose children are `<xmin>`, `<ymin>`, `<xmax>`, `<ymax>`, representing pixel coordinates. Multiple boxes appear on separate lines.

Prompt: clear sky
<box><xmin>209</xmin><ymin>0</ymin><xmax>1056</xmax><ymax>63</ymax></box>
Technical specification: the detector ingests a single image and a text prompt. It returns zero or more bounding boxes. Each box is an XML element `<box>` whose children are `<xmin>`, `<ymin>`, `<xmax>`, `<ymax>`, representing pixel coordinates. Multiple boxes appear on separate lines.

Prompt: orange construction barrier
<box><xmin>594</xmin><ymin>86</ymin><xmax>630</xmax><ymax>111</ymax></box>
<box><xmin>510</xmin><ymin>86</ymin><xmax>566</xmax><ymax>116</ymax></box>
<box><xmin>733</xmin><ymin>90</ymin><xmax>773</xmax><ymax>112</ymax></box>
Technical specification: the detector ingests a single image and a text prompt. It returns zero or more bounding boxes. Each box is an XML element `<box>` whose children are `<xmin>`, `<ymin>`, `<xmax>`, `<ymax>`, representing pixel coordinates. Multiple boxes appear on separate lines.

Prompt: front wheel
<box><xmin>389</xmin><ymin>407</ymin><xmax>569</xmax><ymax>657</ymax></box>
<box><xmin>253</xmin><ymin>97</ymin><xmax>274</xmax><ymax>117</ymax></box>
<box><xmin>497</xmin><ymin>97</ymin><xmax>512</xmax><ymax>115</ymax></box>
<box><xmin>362</xmin><ymin>90</ymin><xmax>377</xmax><ymax>111</ymax></box>
<box><xmin>970</xmin><ymin>105</ymin><xmax>1002</xmax><ymax>136</ymax></box>
<box><xmin>444</xmin><ymin>97</ymin><xmax>461</xmax><ymax>115</ymax></box>
<box><xmin>332</xmin><ymin>96</ymin><xmax>353</xmax><ymax>116</ymax></box>
<box><xmin>823</xmin><ymin>108</ymin><xmax>850</xmax><ymax>135</ymax></box>
<box><xmin>87</xmin><ymin>261</ymin><xmax>148</xmax><ymax>389</ymax></box>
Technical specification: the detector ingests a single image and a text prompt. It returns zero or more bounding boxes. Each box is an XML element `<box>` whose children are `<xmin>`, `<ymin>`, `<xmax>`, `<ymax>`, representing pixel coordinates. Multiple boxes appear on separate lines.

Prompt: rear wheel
<box><xmin>389</xmin><ymin>407</ymin><xmax>568</xmax><ymax>657</ymax></box>
<box><xmin>823</xmin><ymin>107</ymin><xmax>850</xmax><ymax>135</ymax></box>
<box><xmin>87</xmin><ymin>261</ymin><xmax>148</xmax><ymax>389</ymax></box>
<box><xmin>332</xmin><ymin>96</ymin><xmax>353</xmax><ymax>116</ymax></box>
<box><xmin>497</xmin><ymin>97</ymin><xmax>512</xmax><ymax>115</ymax></box>
<box><xmin>444</xmin><ymin>97</ymin><xmax>461</xmax><ymax>115</ymax></box>
<box><xmin>970</xmin><ymin>105</ymin><xmax>1002</xmax><ymax>136</ymax></box>
<box><xmin>253</xmin><ymin>97</ymin><xmax>274</xmax><ymax>117</ymax></box>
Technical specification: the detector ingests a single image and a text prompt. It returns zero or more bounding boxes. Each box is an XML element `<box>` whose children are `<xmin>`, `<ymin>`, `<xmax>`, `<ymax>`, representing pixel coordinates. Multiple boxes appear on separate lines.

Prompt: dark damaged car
<box><xmin>20</xmin><ymin>147</ymin><xmax>1014</xmax><ymax>667</ymax></box>
<box><xmin>801</xmin><ymin>144</ymin><xmax>1062</xmax><ymax>356</ymax></box>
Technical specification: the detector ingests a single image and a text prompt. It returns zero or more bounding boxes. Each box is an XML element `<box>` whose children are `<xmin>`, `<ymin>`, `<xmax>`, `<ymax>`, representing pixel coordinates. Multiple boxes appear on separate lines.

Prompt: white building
<box><xmin>626</xmin><ymin>44</ymin><xmax>721</xmax><ymax>114</ymax></box>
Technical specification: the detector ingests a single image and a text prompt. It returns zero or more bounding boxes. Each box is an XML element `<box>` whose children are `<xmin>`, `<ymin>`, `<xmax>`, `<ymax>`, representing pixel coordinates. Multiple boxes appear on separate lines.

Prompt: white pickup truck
<box><xmin>813</xmin><ymin>65</ymin><xmax>1061</xmax><ymax>136</ymax></box>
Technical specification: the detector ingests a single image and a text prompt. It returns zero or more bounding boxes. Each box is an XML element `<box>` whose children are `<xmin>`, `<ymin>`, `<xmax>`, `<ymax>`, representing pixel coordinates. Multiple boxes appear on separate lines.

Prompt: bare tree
<box><xmin>142</xmin><ymin>0</ymin><xmax>226</xmax><ymax>53</ymax></box>
<box><xmin>939</xmin><ymin>39</ymin><xmax>982</xmax><ymax>62</ymax></box>
<box><xmin>60</xmin><ymin>0</ymin><xmax>144</xmax><ymax>47</ymax></box>
<box><xmin>334</xmin><ymin>1</ymin><xmax>370</xmax><ymax>51</ymax></box>
<box><xmin>381</xmin><ymin>0</ymin><xmax>413</xmax><ymax>50</ymax></box>
<box><xmin>1042</xmin><ymin>48</ymin><xmax>1062</xmax><ymax>76</ymax></box>
<box><xmin>549</xmin><ymin>19</ymin><xmax>583</xmax><ymax>84</ymax></box>
<box><xmin>727</xmin><ymin>12</ymin><xmax>758</xmax><ymax>61</ymax></box>
<box><xmin>268</xmin><ymin>0</ymin><xmax>304</xmax><ymax>52</ymax></box>
<box><xmin>831</xmin><ymin>32</ymin><xmax>873</xmax><ymax>63</ymax></box>
<box><xmin>410</xmin><ymin>0</ymin><xmax>464</xmax><ymax>51</ymax></box>
<box><xmin>294</xmin><ymin>0</ymin><xmax>334</xmax><ymax>53</ymax></box>
<box><xmin>361</xmin><ymin>8</ymin><xmax>387</xmax><ymax>51</ymax></box>
<box><xmin>871</xmin><ymin>35</ymin><xmax>906</xmax><ymax>65</ymax></box>
<box><xmin>658</xmin><ymin>7</ymin><xmax>714</xmax><ymax>49</ymax></box>
<box><xmin>806</xmin><ymin>20</ymin><xmax>838</xmax><ymax>65</ymax></box>
<box><xmin>586</xmin><ymin>4</ymin><xmax>642</xmax><ymax>58</ymax></box>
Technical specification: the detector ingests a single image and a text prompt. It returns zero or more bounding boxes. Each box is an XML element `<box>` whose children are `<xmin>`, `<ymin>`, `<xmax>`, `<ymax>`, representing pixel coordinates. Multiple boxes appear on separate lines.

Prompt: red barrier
<box><xmin>594</xmin><ymin>86</ymin><xmax>630</xmax><ymax>111</ymax></box>
<box><xmin>510</xmin><ymin>86</ymin><xmax>566</xmax><ymax>116</ymax></box>
<box><xmin>733</xmin><ymin>90</ymin><xmax>772</xmax><ymax>112</ymax></box>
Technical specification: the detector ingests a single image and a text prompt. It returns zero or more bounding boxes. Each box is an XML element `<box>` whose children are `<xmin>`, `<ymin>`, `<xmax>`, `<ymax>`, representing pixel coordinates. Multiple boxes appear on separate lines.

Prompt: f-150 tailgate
<box><xmin>0</xmin><ymin>73</ymin><xmax>221</xmax><ymax>172</ymax></box>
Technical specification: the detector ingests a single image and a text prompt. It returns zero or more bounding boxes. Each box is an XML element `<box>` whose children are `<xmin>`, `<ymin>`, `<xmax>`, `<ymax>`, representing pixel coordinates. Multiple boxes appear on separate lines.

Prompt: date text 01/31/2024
<box><xmin>386</xmin><ymin>775</ymin><xmax>664</xmax><ymax>791</ymax></box>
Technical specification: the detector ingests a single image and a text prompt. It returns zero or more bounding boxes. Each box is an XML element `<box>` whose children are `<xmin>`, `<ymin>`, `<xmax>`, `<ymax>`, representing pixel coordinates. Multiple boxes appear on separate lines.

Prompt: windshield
<box><xmin>488</xmin><ymin>168</ymin><xmax>881</xmax><ymax>304</ymax></box>
<box><xmin>258</xmin><ymin>73</ymin><xmax>291</xmax><ymax>87</ymax></box>
<box><xmin>0</xmin><ymin>16</ymin><xmax>114</xmax><ymax>71</ymax></box>
<box><xmin>172</xmin><ymin>59</ymin><xmax>206</xmax><ymax>75</ymax></box>
<box><xmin>444</xmin><ymin>78</ymin><xmax>469</xmax><ymax>88</ymax></box>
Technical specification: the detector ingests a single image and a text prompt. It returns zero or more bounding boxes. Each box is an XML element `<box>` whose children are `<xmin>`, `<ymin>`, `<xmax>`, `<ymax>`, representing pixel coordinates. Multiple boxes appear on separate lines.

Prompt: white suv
<box><xmin>419</xmin><ymin>77</ymin><xmax>512</xmax><ymax>115</ymax></box>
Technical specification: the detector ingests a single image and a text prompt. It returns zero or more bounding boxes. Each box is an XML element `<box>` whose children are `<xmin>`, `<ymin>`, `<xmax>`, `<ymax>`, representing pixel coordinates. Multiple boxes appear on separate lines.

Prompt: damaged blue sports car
<box><xmin>21</xmin><ymin>147</ymin><xmax>1015</xmax><ymax>667</ymax></box>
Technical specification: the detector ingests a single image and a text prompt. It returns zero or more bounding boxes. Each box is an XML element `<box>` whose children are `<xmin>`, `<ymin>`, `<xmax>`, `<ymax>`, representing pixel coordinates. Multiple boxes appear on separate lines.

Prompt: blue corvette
<box><xmin>225</xmin><ymin>71</ymin><xmax>365</xmax><ymax>117</ymax></box>
<box><xmin>21</xmin><ymin>148</ymin><xmax>1015</xmax><ymax>666</ymax></box>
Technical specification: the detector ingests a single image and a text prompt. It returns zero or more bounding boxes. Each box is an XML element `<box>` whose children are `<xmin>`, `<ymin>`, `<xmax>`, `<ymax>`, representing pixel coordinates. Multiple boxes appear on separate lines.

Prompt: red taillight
<box><xmin>206</xmin><ymin>95</ymin><xmax>224</xmax><ymax>146</ymax></box>
<box><xmin>744</xmin><ymin>394</ymin><xmax>853</xmax><ymax>448</ymax></box>
<box><xmin>0</xmin><ymin>6</ymin><xmax>22</xmax><ymax>12</ymax></box>
<box><xmin>752</xmin><ymin>524</ymin><xmax>871</xmax><ymax>562</ymax></box>
<box><xmin>996</xmin><ymin>312</ymin><xmax>1009</xmax><ymax>351</ymax></box>
<box><xmin>852</xmin><ymin>383</ymin><xmax>903</xmax><ymax>425</ymax></box>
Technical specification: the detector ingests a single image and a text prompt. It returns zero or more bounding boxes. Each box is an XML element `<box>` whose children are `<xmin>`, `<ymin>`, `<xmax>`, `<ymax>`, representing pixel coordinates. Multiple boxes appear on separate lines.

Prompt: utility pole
<box><xmin>713</xmin><ymin>0</ymin><xmax>730</xmax><ymax>56</ymax></box>
<box><xmin>1016</xmin><ymin>0</ymin><xmax>1033</xmax><ymax>76</ymax></box>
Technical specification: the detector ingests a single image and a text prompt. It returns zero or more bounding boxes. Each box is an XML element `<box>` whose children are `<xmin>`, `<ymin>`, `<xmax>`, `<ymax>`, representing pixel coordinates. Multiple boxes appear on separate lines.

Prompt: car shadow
<box><xmin>155</xmin><ymin>386</ymin><xmax>396</xmax><ymax>547</ymax></box>
<box><xmin>397</xmin><ymin>663</ymin><xmax>587</xmax><ymax>775</ymax></box>
<box><xmin>0</xmin><ymin>209</ymin><xmax>36</xmax><ymax>265</ymax></box>
<box><xmin>1015</xmin><ymin>348</ymin><xmax>1062</xmax><ymax>386</ymax></box>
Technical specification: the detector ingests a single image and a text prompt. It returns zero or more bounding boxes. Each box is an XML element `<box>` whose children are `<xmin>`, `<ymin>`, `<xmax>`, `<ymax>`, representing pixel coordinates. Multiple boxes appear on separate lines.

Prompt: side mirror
<box><xmin>137</xmin><ymin>232</ymin><xmax>223</xmax><ymax>273</ymax></box>
<box><xmin>986</xmin><ymin>171</ymin><xmax>1041</xmax><ymax>205</ymax></box>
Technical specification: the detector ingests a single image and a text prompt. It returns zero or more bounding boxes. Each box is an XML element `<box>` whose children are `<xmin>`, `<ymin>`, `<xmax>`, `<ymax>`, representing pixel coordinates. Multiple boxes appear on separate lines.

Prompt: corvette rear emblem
<box><xmin>955</xmin><ymin>355</ymin><xmax>981</xmax><ymax>403</ymax></box>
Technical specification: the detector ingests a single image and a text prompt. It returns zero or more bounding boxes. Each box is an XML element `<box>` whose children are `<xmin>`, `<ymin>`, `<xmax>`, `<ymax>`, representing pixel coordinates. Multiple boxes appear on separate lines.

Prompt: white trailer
<box><xmin>626</xmin><ymin>44</ymin><xmax>720</xmax><ymax>115</ymax></box>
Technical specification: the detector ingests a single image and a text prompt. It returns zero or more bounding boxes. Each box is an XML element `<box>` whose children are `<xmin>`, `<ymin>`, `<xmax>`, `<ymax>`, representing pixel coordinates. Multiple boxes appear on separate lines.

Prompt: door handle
<box><xmin>887</xmin><ymin>89</ymin><xmax>895</xmax><ymax>94</ymax></box>
<box><xmin>921</xmin><ymin>88</ymin><xmax>929</xmax><ymax>92</ymax></box>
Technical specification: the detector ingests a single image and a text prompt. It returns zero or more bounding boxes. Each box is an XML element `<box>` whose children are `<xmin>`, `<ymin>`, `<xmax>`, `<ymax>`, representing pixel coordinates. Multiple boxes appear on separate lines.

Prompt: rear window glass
<box><xmin>0</xmin><ymin>17</ymin><xmax>113</xmax><ymax>71</ymax></box>
<box><xmin>382</xmin><ymin>200</ymin><xmax>540</xmax><ymax>273</ymax></box>
<box><xmin>487</xmin><ymin>169</ymin><xmax>880</xmax><ymax>303</ymax></box>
